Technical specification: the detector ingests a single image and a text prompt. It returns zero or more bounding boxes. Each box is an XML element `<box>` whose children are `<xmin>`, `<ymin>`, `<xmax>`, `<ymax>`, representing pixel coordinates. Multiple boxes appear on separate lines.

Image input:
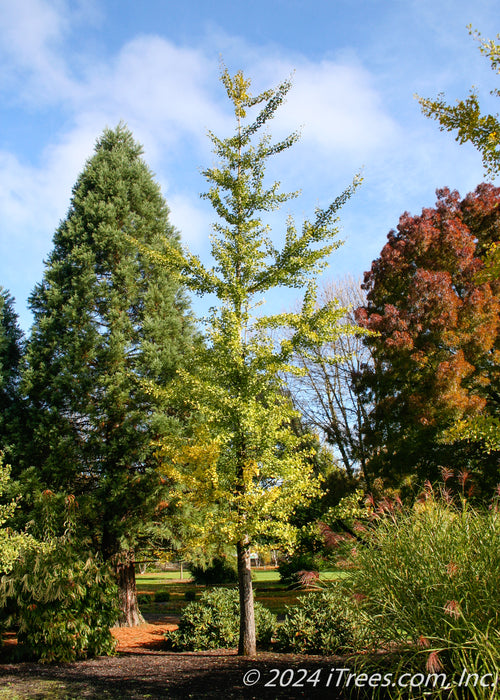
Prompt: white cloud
<box><xmin>0</xmin><ymin>0</ymin><xmax>67</xmax><ymax>61</ymax></box>
<box><xmin>202</xmin><ymin>33</ymin><xmax>400</xmax><ymax>161</ymax></box>
<box><xmin>0</xmin><ymin>0</ymin><xmax>446</xmax><ymax>330</ymax></box>
<box><xmin>277</xmin><ymin>59</ymin><xmax>399</xmax><ymax>157</ymax></box>
<box><xmin>0</xmin><ymin>0</ymin><xmax>400</xmax><ymax>212</ymax></box>
<box><xmin>0</xmin><ymin>0</ymin><xmax>78</xmax><ymax>103</ymax></box>
<box><xmin>167</xmin><ymin>193</ymin><xmax>212</xmax><ymax>249</ymax></box>
<box><xmin>76</xmin><ymin>35</ymin><xmax>231</xmax><ymax>159</ymax></box>
<box><xmin>0</xmin><ymin>122</ymin><xmax>100</xmax><ymax>232</ymax></box>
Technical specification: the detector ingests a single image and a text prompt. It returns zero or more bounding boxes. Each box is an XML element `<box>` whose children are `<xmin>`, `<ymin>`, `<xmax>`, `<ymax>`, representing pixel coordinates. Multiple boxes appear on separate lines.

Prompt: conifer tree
<box><xmin>0</xmin><ymin>288</ymin><xmax>24</xmax><ymax>464</ymax></box>
<box><xmin>156</xmin><ymin>68</ymin><xmax>359</xmax><ymax>655</ymax></box>
<box><xmin>22</xmin><ymin>124</ymin><xmax>193</xmax><ymax>625</ymax></box>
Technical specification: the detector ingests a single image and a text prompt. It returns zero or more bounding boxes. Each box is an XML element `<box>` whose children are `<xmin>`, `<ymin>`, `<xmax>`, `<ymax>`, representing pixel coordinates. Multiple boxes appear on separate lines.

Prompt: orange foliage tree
<box><xmin>355</xmin><ymin>184</ymin><xmax>500</xmax><ymax>494</ymax></box>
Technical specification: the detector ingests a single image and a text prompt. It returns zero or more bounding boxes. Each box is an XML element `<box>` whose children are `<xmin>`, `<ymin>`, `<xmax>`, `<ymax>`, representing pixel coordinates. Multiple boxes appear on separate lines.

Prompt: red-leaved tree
<box><xmin>355</xmin><ymin>184</ymin><xmax>500</xmax><ymax>494</ymax></box>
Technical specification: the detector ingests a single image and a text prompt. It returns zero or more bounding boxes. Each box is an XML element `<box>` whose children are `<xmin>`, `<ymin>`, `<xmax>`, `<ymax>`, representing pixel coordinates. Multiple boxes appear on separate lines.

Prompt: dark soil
<box><xmin>0</xmin><ymin>650</ymin><xmax>371</xmax><ymax>699</ymax></box>
<box><xmin>0</xmin><ymin>615</ymin><xmax>368</xmax><ymax>699</ymax></box>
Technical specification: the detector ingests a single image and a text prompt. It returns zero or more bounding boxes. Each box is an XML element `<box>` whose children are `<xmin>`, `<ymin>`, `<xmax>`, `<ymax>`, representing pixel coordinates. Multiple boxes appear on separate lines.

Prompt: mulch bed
<box><xmin>111</xmin><ymin>615</ymin><xmax>179</xmax><ymax>653</ymax></box>
<box><xmin>0</xmin><ymin>615</ymin><xmax>368</xmax><ymax>699</ymax></box>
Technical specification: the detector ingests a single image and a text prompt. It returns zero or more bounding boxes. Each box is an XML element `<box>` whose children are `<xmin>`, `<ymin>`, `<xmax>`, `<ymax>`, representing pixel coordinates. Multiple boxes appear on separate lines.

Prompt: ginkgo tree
<box><xmin>149</xmin><ymin>67</ymin><xmax>360</xmax><ymax>656</ymax></box>
<box><xmin>417</xmin><ymin>26</ymin><xmax>500</xmax><ymax>179</ymax></box>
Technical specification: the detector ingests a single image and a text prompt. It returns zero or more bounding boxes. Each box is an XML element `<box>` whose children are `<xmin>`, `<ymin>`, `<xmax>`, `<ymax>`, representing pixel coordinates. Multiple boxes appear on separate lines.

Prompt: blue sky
<box><xmin>0</xmin><ymin>0</ymin><xmax>498</xmax><ymax>331</ymax></box>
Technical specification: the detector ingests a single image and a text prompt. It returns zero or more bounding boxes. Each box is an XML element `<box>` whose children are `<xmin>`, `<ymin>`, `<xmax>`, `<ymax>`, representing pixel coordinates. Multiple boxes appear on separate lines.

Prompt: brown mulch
<box><xmin>0</xmin><ymin>616</ymin><xmax>370</xmax><ymax>699</ymax></box>
<box><xmin>111</xmin><ymin>615</ymin><xmax>179</xmax><ymax>653</ymax></box>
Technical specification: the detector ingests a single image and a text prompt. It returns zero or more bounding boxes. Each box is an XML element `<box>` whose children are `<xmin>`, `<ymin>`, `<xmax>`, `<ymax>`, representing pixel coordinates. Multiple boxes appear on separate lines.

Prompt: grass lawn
<box><xmin>135</xmin><ymin>570</ymin><xmax>193</xmax><ymax>584</ymax></box>
<box><xmin>136</xmin><ymin>568</ymin><xmax>346</xmax><ymax>617</ymax></box>
<box><xmin>321</xmin><ymin>570</ymin><xmax>350</xmax><ymax>580</ymax></box>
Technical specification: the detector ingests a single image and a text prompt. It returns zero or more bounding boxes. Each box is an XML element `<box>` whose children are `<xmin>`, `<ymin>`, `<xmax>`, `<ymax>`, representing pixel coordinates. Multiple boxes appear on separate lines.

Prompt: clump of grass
<box><xmin>347</xmin><ymin>480</ymin><xmax>500</xmax><ymax>693</ymax></box>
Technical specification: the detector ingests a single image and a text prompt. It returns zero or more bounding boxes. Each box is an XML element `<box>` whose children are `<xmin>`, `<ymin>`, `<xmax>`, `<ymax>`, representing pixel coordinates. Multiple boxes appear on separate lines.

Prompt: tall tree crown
<box><xmin>154</xmin><ymin>67</ymin><xmax>360</xmax><ymax>655</ymax></box>
<box><xmin>356</xmin><ymin>184</ymin><xmax>500</xmax><ymax>489</ymax></box>
<box><xmin>22</xmin><ymin>124</ymin><xmax>193</xmax><ymax>559</ymax></box>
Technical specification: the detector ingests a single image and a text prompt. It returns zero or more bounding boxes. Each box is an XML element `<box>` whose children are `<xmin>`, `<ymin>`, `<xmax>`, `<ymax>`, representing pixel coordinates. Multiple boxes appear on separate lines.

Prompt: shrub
<box><xmin>0</xmin><ymin>537</ymin><xmax>119</xmax><ymax>663</ymax></box>
<box><xmin>137</xmin><ymin>593</ymin><xmax>154</xmax><ymax>604</ymax></box>
<box><xmin>190</xmin><ymin>556</ymin><xmax>238</xmax><ymax>584</ymax></box>
<box><xmin>349</xmin><ymin>486</ymin><xmax>500</xmax><ymax>683</ymax></box>
<box><xmin>295</xmin><ymin>570</ymin><xmax>321</xmax><ymax>589</ymax></box>
<box><xmin>184</xmin><ymin>590</ymin><xmax>197</xmax><ymax>601</ymax></box>
<box><xmin>165</xmin><ymin>587</ymin><xmax>276</xmax><ymax>650</ymax></box>
<box><xmin>154</xmin><ymin>590</ymin><xmax>170</xmax><ymax>603</ymax></box>
<box><xmin>278</xmin><ymin>552</ymin><xmax>322</xmax><ymax>587</ymax></box>
<box><xmin>0</xmin><ymin>457</ymin><xmax>35</xmax><ymax>577</ymax></box>
<box><xmin>275</xmin><ymin>588</ymin><xmax>357</xmax><ymax>654</ymax></box>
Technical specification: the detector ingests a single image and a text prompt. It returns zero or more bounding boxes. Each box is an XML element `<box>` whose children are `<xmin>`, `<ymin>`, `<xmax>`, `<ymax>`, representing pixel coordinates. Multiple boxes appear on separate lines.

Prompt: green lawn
<box><xmin>252</xmin><ymin>568</ymin><xmax>279</xmax><ymax>581</ymax></box>
<box><xmin>135</xmin><ymin>570</ymin><xmax>192</xmax><ymax>585</ymax></box>
<box><xmin>135</xmin><ymin>568</ymin><xmax>346</xmax><ymax>616</ymax></box>
<box><xmin>321</xmin><ymin>570</ymin><xmax>350</xmax><ymax>580</ymax></box>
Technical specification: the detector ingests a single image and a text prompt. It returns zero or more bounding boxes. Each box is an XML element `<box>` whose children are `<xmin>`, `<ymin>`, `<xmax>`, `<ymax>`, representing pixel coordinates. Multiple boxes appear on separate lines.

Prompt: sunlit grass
<box><xmin>136</xmin><ymin>568</ymin><xmax>347</xmax><ymax>616</ymax></box>
<box><xmin>136</xmin><ymin>570</ymin><xmax>191</xmax><ymax>583</ymax></box>
<box><xmin>321</xmin><ymin>570</ymin><xmax>350</xmax><ymax>580</ymax></box>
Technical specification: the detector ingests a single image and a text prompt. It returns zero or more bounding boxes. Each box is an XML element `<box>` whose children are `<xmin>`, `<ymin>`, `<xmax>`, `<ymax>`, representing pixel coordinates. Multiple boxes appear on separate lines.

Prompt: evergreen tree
<box><xmin>22</xmin><ymin>124</ymin><xmax>193</xmax><ymax>625</ymax></box>
<box><xmin>156</xmin><ymin>68</ymin><xmax>359</xmax><ymax>655</ymax></box>
<box><xmin>0</xmin><ymin>288</ymin><xmax>24</xmax><ymax>463</ymax></box>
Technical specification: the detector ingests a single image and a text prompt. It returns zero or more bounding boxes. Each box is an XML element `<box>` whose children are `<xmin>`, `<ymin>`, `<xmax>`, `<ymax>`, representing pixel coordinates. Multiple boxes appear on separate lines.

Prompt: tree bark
<box><xmin>237</xmin><ymin>537</ymin><xmax>256</xmax><ymax>656</ymax></box>
<box><xmin>113</xmin><ymin>549</ymin><xmax>144</xmax><ymax>627</ymax></box>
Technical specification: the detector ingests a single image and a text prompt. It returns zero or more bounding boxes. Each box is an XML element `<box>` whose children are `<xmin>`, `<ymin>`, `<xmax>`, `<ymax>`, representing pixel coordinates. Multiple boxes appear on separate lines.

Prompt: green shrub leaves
<box><xmin>0</xmin><ymin>537</ymin><xmax>119</xmax><ymax>662</ymax></box>
<box><xmin>165</xmin><ymin>587</ymin><xmax>276</xmax><ymax>651</ymax></box>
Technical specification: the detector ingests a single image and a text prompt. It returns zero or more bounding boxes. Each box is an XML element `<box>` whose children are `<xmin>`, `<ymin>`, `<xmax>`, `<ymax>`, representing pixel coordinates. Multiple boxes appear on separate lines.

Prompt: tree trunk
<box><xmin>237</xmin><ymin>538</ymin><xmax>256</xmax><ymax>656</ymax></box>
<box><xmin>113</xmin><ymin>549</ymin><xmax>144</xmax><ymax>627</ymax></box>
